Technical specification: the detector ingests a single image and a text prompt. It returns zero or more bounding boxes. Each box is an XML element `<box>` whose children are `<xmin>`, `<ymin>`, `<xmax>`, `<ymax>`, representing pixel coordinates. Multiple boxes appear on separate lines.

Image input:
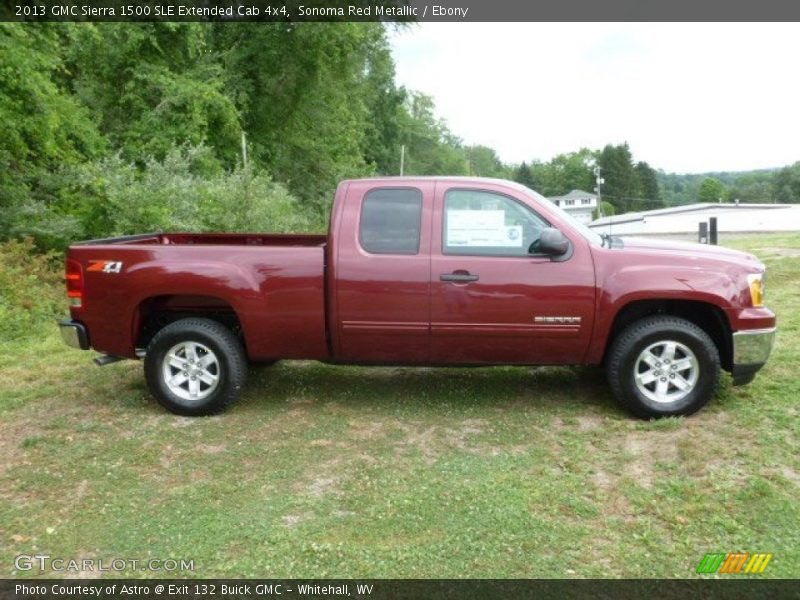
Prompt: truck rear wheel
<box><xmin>144</xmin><ymin>318</ymin><xmax>247</xmax><ymax>416</ymax></box>
<box><xmin>606</xmin><ymin>315</ymin><xmax>720</xmax><ymax>418</ymax></box>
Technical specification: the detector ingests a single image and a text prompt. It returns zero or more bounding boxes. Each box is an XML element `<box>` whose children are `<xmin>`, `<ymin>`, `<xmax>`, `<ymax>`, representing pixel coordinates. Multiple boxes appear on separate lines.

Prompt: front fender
<box><xmin>586</xmin><ymin>263</ymin><xmax>739</xmax><ymax>364</ymax></box>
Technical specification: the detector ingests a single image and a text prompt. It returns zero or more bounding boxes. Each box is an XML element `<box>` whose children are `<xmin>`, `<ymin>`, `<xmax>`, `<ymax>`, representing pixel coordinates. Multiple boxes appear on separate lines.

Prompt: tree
<box><xmin>513</xmin><ymin>161</ymin><xmax>536</xmax><ymax>189</ymax></box>
<box><xmin>522</xmin><ymin>149</ymin><xmax>596</xmax><ymax>197</ymax></box>
<box><xmin>594</xmin><ymin>200</ymin><xmax>616</xmax><ymax>219</ymax></box>
<box><xmin>634</xmin><ymin>161</ymin><xmax>664</xmax><ymax>210</ymax></box>
<box><xmin>548</xmin><ymin>149</ymin><xmax>596</xmax><ymax>195</ymax></box>
<box><xmin>698</xmin><ymin>177</ymin><xmax>728</xmax><ymax>203</ymax></box>
<box><xmin>67</xmin><ymin>24</ymin><xmax>241</xmax><ymax>168</ymax></box>
<box><xmin>0</xmin><ymin>23</ymin><xmax>105</xmax><ymax>246</ymax></box>
<box><xmin>358</xmin><ymin>27</ymin><xmax>407</xmax><ymax>175</ymax></box>
<box><xmin>467</xmin><ymin>145</ymin><xmax>506</xmax><ymax>178</ymax></box>
<box><xmin>772</xmin><ymin>162</ymin><xmax>800</xmax><ymax>203</ymax></box>
<box><xmin>396</xmin><ymin>91</ymin><xmax>467</xmax><ymax>176</ymax></box>
<box><xmin>597</xmin><ymin>143</ymin><xmax>637</xmax><ymax>212</ymax></box>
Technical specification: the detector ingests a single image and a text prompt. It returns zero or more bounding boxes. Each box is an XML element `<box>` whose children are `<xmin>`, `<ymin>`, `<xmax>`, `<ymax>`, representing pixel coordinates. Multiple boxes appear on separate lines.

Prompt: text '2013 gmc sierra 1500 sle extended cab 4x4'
<box><xmin>59</xmin><ymin>177</ymin><xmax>776</xmax><ymax>418</ymax></box>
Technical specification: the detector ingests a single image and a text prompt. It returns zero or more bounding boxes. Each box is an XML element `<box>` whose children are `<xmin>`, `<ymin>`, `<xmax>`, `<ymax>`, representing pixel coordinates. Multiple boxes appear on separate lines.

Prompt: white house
<box><xmin>588</xmin><ymin>202</ymin><xmax>800</xmax><ymax>237</ymax></box>
<box><xmin>549</xmin><ymin>190</ymin><xmax>597</xmax><ymax>224</ymax></box>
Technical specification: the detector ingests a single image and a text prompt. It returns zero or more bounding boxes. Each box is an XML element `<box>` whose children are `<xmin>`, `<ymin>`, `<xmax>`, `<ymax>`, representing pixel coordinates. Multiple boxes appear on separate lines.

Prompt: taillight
<box><xmin>65</xmin><ymin>259</ymin><xmax>84</xmax><ymax>309</ymax></box>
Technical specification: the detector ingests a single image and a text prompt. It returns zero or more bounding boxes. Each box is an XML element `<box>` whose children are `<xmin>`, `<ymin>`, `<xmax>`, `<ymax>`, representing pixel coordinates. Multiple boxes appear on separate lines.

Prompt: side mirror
<box><xmin>537</xmin><ymin>227</ymin><xmax>570</xmax><ymax>256</ymax></box>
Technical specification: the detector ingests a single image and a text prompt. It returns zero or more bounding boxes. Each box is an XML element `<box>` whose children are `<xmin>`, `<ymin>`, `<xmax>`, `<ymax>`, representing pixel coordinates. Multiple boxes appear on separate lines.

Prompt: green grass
<box><xmin>1</xmin><ymin>233</ymin><xmax>799</xmax><ymax>578</ymax></box>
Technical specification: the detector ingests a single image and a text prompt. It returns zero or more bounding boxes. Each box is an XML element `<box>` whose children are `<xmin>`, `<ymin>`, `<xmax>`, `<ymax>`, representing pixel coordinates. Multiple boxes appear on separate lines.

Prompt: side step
<box><xmin>94</xmin><ymin>355</ymin><xmax>125</xmax><ymax>366</ymax></box>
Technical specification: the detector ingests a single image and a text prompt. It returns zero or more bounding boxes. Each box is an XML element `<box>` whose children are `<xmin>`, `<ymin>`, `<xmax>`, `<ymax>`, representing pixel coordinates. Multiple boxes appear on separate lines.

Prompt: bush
<box><xmin>0</xmin><ymin>238</ymin><xmax>64</xmax><ymax>341</ymax></box>
<box><xmin>593</xmin><ymin>200</ymin><xmax>616</xmax><ymax>220</ymax></box>
<box><xmin>61</xmin><ymin>145</ymin><xmax>325</xmax><ymax>241</ymax></box>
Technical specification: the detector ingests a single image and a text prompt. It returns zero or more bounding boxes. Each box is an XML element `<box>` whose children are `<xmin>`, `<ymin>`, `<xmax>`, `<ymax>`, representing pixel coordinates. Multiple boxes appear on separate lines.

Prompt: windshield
<box><xmin>521</xmin><ymin>186</ymin><xmax>604</xmax><ymax>246</ymax></box>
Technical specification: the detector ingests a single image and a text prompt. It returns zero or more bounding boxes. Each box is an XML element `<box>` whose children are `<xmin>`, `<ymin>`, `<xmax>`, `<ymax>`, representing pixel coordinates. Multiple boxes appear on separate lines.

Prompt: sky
<box><xmin>389</xmin><ymin>23</ymin><xmax>800</xmax><ymax>174</ymax></box>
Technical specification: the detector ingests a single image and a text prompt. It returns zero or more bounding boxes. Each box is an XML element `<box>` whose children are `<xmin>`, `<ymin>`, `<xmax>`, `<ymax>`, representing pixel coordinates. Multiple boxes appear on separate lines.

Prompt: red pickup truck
<box><xmin>59</xmin><ymin>177</ymin><xmax>776</xmax><ymax>418</ymax></box>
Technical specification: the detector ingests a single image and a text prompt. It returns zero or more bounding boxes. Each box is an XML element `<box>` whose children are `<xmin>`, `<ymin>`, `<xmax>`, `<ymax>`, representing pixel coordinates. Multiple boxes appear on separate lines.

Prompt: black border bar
<box><xmin>5</xmin><ymin>0</ymin><xmax>800</xmax><ymax>22</ymax></box>
<box><xmin>2</xmin><ymin>579</ymin><xmax>800</xmax><ymax>600</ymax></box>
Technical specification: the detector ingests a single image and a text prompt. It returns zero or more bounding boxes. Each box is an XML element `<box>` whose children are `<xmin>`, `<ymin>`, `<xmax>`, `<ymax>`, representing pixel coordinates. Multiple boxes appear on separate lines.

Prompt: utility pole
<box><xmin>400</xmin><ymin>145</ymin><xmax>405</xmax><ymax>176</ymax></box>
<box><xmin>241</xmin><ymin>131</ymin><xmax>248</xmax><ymax>167</ymax></box>
<box><xmin>594</xmin><ymin>165</ymin><xmax>604</xmax><ymax>218</ymax></box>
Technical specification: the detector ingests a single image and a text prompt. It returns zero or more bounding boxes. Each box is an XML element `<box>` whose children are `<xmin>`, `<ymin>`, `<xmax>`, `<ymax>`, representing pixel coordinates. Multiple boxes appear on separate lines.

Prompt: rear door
<box><xmin>430</xmin><ymin>183</ymin><xmax>596</xmax><ymax>364</ymax></box>
<box><xmin>334</xmin><ymin>180</ymin><xmax>433</xmax><ymax>363</ymax></box>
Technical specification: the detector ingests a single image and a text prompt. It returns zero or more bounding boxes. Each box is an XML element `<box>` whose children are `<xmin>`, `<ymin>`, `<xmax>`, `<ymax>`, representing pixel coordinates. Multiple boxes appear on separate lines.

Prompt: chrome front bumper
<box><xmin>731</xmin><ymin>327</ymin><xmax>776</xmax><ymax>385</ymax></box>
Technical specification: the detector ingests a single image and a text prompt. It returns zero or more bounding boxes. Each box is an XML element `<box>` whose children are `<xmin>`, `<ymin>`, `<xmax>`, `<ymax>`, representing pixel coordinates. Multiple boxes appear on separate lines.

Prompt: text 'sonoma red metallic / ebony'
<box><xmin>59</xmin><ymin>177</ymin><xmax>776</xmax><ymax>418</ymax></box>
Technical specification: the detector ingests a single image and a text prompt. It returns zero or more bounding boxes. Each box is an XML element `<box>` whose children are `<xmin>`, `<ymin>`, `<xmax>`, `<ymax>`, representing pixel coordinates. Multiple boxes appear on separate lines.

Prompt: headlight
<box><xmin>747</xmin><ymin>272</ymin><xmax>765</xmax><ymax>307</ymax></box>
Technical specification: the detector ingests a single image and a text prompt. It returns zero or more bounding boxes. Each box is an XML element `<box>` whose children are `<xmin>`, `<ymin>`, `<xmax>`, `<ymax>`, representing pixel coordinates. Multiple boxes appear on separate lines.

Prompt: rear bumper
<box><xmin>59</xmin><ymin>319</ymin><xmax>90</xmax><ymax>350</ymax></box>
<box><xmin>731</xmin><ymin>327</ymin><xmax>776</xmax><ymax>385</ymax></box>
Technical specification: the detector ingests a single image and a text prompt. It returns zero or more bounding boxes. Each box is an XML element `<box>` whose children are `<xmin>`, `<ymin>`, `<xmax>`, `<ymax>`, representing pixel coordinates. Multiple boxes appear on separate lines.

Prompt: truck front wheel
<box><xmin>606</xmin><ymin>315</ymin><xmax>720</xmax><ymax>418</ymax></box>
<box><xmin>144</xmin><ymin>318</ymin><xmax>247</xmax><ymax>416</ymax></box>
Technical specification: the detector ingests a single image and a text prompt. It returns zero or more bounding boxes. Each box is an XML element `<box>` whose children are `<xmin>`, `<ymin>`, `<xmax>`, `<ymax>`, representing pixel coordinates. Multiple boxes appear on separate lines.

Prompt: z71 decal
<box><xmin>87</xmin><ymin>260</ymin><xmax>124</xmax><ymax>274</ymax></box>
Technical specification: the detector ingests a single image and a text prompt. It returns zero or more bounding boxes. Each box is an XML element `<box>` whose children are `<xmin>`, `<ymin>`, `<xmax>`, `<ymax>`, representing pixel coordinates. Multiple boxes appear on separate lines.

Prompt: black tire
<box><xmin>144</xmin><ymin>318</ymin><xmax>247</xmax><ymax>416</ymax></box>
<box><xmin>606</xmin><ymin>315</ymin><xmax>720</xmax><ymax>419</ymax></box>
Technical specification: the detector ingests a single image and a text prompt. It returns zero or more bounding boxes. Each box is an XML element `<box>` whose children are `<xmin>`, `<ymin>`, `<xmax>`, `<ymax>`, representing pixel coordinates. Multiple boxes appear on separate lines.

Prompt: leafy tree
<box><xmin>66</xmin><ymin>24</ymin><xmax>240</xmax><ymax>168</ymax></box>
<box><xmin>594</xmin><ymin>200</ymin><xmax>616</xmax><ymax>219</ymax></box>
<box><xmin>698</xmin><ymin>177</ymin><xmax>728</xmax><ymax>203</ymax></box>
<box><xmin>524</xmin><ymin>149</ymin><xmax>596</xmax><ymax>197</ymax></box>
<box><xmin>633</xmin><ymin>161</ymin><xmax>664</xmax><ymax>210</ymax></box>
<box><xmin>772</xmin><ymin>162</ymin><xmax>800</xmax><ymax>203</ymax></box>
<box><xmin>397</xmin><ymin>91</ymin><xmax>467</xmax><ymax>176</ymax></box>
<box><xmin>214</xmin><ymin>23</ymin><xmax>383</xmax><ymax>208</ymax></box>
<box><xmin>728</xmin><ymin>173</ymin><xmax>773</xmax><ymax>203</ymax></box>
<box><xmin>548</xmin><ymin>149</ymin><xmax>596</xmax><ymax>195</ymax></box>
<box><xmin>0</xmin><ymin>23</ymin><xmax>105</xmax><ymax>245</ymax></box>
<box><xmin>467</xmin><ymin>145</ymin><xmax>506</xmax><ymax>178</ymax></box>
<box><xmin>358</xmin><ymin>29</ymin><xmax>408</xmax><ymax>175</ymax></box>
<box><xmin>513</xmin><ymin>161</ymin><xmax>536</xmax><ymax>189</ymax></box>
<box><xmin>597</xmin><ymin>143</ymin><xmax>637</xmax><ymax>212</ymax></box>
<box><xmin>658</xmin><ymin>168</ymin><xmax>781</xmax><ymax>205</ymax></box>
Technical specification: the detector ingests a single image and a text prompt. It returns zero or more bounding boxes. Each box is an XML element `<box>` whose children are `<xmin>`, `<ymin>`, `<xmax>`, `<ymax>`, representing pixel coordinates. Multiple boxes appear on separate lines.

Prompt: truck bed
<box><xmin>68</xmin><ymin>233</ymin><xmax>330</xmax><ymax>361</ymax></box>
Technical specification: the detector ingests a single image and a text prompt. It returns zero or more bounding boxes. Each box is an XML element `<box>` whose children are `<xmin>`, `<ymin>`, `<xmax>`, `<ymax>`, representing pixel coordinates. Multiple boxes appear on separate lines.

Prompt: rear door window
<box><xmin>359</xmin><ymin>188</ymin><xmax>423</xmax><ymax>255</ymax></box>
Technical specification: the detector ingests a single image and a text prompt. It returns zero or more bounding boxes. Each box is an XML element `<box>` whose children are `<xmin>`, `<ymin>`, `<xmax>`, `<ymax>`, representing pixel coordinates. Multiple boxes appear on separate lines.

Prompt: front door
<box><xmin>430</xmin><ymin>185</ymin><xmax>596</xmax><ymax>364</ymax></box>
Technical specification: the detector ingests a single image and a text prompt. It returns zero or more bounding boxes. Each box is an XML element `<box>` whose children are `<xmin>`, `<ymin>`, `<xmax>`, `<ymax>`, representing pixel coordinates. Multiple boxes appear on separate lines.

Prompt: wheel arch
<box><xmin>602</xmin><ymin>299</ymin><xmax>733</xmax><ymax>371</ymax></box>
<box><xmin>133</xmin><ymin>294</ymin><xmax>246</xmax><ymax>356</ymax></box>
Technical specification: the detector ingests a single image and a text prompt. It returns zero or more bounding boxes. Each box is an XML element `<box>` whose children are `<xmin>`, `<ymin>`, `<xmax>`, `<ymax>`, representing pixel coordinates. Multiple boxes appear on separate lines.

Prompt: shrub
<box><xmin>63</xmin><ymin>145</ymin><xmax>325</xmax><ymax>240</ymax></box>
<box><xmin>593</xmin><ymin>200</ymin><xmax>616</xmax><ymax>220</ymax></box>
<box><xmin>0</xmin><ymin>238</ymin><xmax>64</xmax><ymax>341</ymax></box>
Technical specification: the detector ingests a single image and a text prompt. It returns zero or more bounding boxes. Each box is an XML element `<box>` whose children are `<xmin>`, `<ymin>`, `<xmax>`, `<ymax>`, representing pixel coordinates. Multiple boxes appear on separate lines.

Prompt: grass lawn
<box><xmin>1</xmin><ymin>233</ymin><xmax>798</xmax><ymax>579</ymax></box>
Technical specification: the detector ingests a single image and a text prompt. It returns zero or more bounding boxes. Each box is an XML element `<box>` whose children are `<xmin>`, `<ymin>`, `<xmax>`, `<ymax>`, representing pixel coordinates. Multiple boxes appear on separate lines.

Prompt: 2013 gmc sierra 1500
<box><xmin>59</xmin><ymin>177</ymin><xmax>776</xmax><ymax>418</ymax></box>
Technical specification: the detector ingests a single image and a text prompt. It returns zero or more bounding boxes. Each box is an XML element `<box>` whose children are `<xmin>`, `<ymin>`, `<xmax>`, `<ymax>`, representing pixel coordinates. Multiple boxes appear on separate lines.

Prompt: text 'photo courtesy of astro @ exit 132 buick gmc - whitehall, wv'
<box><xmin>59</xmin><ymin>177</ymin><xmax>776</xmax><ymax>419</ymax></box>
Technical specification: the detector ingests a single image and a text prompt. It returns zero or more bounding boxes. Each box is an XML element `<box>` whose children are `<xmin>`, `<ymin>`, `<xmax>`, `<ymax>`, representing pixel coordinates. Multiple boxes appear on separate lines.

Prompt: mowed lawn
<box><xmin>1</xmin><ymin>233</ymin><xmax>798</xmax><ymax>578</ymax></box>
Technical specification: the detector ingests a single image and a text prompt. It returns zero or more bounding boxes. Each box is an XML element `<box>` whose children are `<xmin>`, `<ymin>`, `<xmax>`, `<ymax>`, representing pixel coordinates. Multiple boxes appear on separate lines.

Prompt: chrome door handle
<box><xmin>440</xmin><ymin>272</ymin><xmax>479</xmax><ymax>283</ymax></box>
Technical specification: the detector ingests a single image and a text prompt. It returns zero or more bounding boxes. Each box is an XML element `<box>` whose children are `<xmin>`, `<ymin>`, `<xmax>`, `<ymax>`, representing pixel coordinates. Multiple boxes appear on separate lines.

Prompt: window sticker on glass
<box><xmin>447</xmin><ymin>210</ymin><xmax>524</xmax><ymax>248</ymax></box>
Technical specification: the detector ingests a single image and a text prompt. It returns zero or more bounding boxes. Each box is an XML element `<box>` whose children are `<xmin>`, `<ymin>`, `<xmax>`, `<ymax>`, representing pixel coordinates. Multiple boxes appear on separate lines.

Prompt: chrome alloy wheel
<box><xmin>634</xmin><ymin>340</ymin><xmax>699</xmax><ymax>404</ymax></box>
<box><xmin>161</xmin><ymin>341</ymin><xmax>220</xmax><ymax>401</ymax></box>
